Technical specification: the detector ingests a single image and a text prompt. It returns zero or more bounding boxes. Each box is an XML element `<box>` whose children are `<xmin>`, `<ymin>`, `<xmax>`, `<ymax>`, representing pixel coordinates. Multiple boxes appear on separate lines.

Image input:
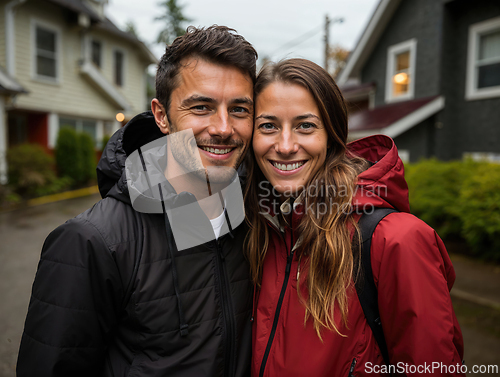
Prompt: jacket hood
<box><xmin>97</xmin><ymin>111</ymin><xmax>164</xmax><ymax>203</ymax></box>
<box><xmin>348</xmin><ymin>134</ymin><xmax>410</xmax><ymax>213</ymax></box>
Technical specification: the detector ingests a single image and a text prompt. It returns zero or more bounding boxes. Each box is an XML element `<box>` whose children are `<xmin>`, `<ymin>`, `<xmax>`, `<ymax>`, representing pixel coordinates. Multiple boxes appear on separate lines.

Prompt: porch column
<box><xmin>0</xmin><ymin>96</ymin><xmax>7</xmax><ymax>184</ymax></box>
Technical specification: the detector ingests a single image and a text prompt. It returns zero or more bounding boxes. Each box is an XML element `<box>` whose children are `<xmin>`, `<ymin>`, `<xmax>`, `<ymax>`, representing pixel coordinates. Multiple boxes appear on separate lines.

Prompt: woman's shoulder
<box><xmin>368</xmin><ymin>211</ymin><xmax>450</xmax><ymax>280</ymax></box>
<box><xmin>373</xmin><ymin>211</ymin><xmax>435</xmax><ymax>242</ymax></box>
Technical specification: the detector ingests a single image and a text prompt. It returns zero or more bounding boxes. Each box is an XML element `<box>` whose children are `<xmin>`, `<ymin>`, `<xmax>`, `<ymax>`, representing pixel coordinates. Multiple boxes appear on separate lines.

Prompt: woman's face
<box><xmin>253</xmin><ymin>81</ymin><xmax>329</xmax><ymax>195</ymax></box>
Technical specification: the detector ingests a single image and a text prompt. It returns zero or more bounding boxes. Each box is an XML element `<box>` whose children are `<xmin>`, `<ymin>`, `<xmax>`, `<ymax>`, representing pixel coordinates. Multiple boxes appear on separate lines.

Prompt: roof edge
<box><xmin>338</xmin><ymin>0</ymin><xmax>401</xmax><ymax>85</ymax></box>
<box><xmin>349</xmin><ymin>96</ymin><xmax>445</xmax><ymax>140</ymax></box>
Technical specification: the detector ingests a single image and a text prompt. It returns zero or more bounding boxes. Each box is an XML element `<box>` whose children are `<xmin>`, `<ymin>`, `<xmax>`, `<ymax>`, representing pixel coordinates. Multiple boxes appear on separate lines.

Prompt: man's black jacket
<box><xmin>17</xmin><ymin>112</ymin><xmax>253</xmax><ymax>377</ymax></box>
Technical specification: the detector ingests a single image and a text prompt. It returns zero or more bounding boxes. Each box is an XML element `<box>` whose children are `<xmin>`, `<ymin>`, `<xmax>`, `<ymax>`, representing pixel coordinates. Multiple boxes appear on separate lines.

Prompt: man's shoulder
<box><xmin>71</xmin><ymin>197</ymin><xmax>144</xmax><ymax>248</ymax></box>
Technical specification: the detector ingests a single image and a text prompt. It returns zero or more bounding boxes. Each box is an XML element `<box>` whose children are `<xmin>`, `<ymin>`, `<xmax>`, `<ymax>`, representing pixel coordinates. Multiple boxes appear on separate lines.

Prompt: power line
<box><xmin>273</xmin><ymin>25</ymin><xmax>323</xmax><ymax>55</ymax></box>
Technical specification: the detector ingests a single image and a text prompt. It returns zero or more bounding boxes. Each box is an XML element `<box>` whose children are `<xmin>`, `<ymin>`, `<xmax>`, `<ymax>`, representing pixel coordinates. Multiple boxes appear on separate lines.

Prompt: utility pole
<box><xmin>324</xmin><ymin>15</ymin><xmax>330</xmax><ymax>71</ymax></box>
<box><xmin>324</xmin><ymin>15</ymin><xmax>344</xmax><ymax>73</ymax></box>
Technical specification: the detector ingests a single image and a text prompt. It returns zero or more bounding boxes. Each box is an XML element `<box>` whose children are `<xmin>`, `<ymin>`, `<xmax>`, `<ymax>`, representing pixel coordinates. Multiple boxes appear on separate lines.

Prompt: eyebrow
<box><xmin>181</xmin><ymin>95</ymin><xmax>253</xmax><ymax>107</ymax></box>
<box><xmin>255</xmin><ymin>113</ymin><xmax>320</xmax><ymax>121</ymax></box>
<box><xmin>181</xmin><ymin>95</ymin><xmax>216</xmax><ymax>107</ymax></box>
<box><xmin>255</xmin><ymin>114</ymin><xmax>277</xmax><ymax>121</ymax></box>
<box><xmin>232</xmin><ymin>97</ymin><xmax>254</xmax><ymax>106</ymax></box>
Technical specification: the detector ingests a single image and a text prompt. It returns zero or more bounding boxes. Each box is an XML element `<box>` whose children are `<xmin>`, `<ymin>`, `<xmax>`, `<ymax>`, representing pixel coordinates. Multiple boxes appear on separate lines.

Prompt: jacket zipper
<box><xmin>215</xmin><ymin>240</ymin><xmax>236</xmax><ymax>377</ymax></box>
<box><xmin>259</xmin><ymin>227</ymin><xmax>294</xmax><ymax>377</ymax></box>
<box><xmin>348</xmin><ymin>358</ymin><xmax>357</xmax><ymax>377</ymax></box>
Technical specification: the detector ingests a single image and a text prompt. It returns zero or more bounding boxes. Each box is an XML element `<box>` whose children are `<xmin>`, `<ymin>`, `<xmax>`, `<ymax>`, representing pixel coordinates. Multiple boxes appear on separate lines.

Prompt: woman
<box><xmin>245</xmin><ymin>59</ymin><xmax>464</xmax><ymax>377</ymax></box>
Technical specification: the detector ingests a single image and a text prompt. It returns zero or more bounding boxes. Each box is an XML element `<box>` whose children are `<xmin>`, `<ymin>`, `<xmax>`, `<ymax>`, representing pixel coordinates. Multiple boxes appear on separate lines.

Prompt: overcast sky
<box><xmin>106</xmin><ymin>0</ymin><xmax>379</xmax><ymax>68</ymax></box>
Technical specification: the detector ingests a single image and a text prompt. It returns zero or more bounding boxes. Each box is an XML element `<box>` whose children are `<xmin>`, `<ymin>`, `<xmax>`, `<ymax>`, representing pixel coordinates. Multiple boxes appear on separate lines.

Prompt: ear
<box><xmin>151</xmin><ymin>98</ymin><xmax>170</xmax><ymax>135</ymax></box>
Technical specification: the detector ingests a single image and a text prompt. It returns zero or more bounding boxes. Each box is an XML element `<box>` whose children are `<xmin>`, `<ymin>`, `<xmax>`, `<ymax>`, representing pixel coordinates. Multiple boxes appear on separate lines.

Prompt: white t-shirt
<box><xmin>210</xmin><ymin>210</ymin><xmax>226</xmax><ymax>240</ymax></box>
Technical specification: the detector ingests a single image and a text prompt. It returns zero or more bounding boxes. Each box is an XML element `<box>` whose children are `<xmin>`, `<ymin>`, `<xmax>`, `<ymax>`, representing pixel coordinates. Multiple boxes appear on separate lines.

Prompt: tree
<box><xmin>155</xmin><ymin>0</ymin><xmax>192</xmax><ymax>45</ymax></box>
<box><xmin>125</xmin><ymin>20</ymin><xmax>139</xmax><ymax>38</ymax></box>
<box><xmin>328</xmin><ymin>44</ymin><xmax>350</xmax><ymax>78</ymax></box>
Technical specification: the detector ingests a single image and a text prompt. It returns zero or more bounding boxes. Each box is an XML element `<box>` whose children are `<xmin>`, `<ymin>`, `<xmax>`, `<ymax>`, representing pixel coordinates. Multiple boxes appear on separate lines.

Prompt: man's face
<box><xmin>152</xmin><ymin>58</ymin><xmax>254</xmax><ymax>183</ymax></box>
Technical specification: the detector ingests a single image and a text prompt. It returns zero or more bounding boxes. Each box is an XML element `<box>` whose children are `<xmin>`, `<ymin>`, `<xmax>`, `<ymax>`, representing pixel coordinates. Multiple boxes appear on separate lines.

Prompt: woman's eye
<box><xmin>298</xmin><ymin>122</ymin><xmax>316</xmax><ymax>130</ymax></box>
<box><xmin>259</xmin><ymin>123</ymin><xmax>276</xmax><ymax>131</ymax></box>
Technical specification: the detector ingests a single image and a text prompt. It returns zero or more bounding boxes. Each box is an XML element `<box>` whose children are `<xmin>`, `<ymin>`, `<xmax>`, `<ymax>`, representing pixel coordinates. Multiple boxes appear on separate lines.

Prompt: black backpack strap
<box><xmin>354</xmin><ymin>208</ymin><xmax>398</xmax><ymax>369</ymax></box>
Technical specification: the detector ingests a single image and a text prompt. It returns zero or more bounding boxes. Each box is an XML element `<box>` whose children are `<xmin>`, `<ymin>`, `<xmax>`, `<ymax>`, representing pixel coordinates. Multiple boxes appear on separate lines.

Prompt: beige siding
<box><xmin>11</xmin><ymin>1</ymin><xmax>150</xmax><ymax>121</ymax></box>
<box><xmin>0</xmin><ymin>5</ymin><xmax>5</xmax><ymax>68</ymax></box>
<box><xmin>89</xmin><ymin>30</ymin><xmax>149</xmax><ymax>116</ymax></box>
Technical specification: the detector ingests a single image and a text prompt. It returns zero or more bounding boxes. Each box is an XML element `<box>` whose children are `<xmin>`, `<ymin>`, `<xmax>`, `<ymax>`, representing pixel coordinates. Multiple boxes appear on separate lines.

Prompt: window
<box><xmin>34</xmin><ymin>23</ymin><xmax>59</xmax><ymax>80</ymax></box>
<box><xmin>385</xmin><ymin>39</ymin><xmax>417</xmax><ymax>103</ymax></box>
<box><xmin>114</xmin><ymin>50</ymin><xmax>124</xmax><ymax>87</ymax></box>
<box><xmin>466</xmin><ymin>17</ymin><xmax>500</xmax><ymax>100</ymax></box>
<box><xmin>91</xmin><ymin>39</ymin><xmax>102</xmax><ymax>68</ymax></box>
<box><xmin>59</xmin><ymin>117</ymin><xmax>97</xmax><ymax>145</ymax></box>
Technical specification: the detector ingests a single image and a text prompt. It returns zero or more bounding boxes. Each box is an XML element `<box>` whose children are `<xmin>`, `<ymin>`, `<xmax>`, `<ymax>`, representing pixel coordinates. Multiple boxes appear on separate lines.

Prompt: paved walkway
<box><xmin>0</xmin><ymin>193</ymin><xmax>499</xmax><ymax>375</ymax></box>
<box><xmin>450</xmin><ymin>253</ymin><xmax>500</xmax><ymax>310</ymax></box>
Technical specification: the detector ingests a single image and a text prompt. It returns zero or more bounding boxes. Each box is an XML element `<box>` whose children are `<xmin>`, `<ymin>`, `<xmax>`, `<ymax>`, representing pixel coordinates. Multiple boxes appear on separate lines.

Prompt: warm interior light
<box><xmin>393</xmin><ymin>72</ymin><xmax>408</xmax><ymax>84</ymax></box>
<box><xmin>116</xmin><ymin>112</ymin><xmax>125</xmax><ymax>122</ymax></box>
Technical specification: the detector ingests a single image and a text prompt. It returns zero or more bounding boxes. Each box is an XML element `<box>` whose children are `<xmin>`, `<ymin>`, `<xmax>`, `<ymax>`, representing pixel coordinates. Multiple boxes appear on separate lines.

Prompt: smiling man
<box><xmin>17</xmin><ymin>26</ymin><xmax>257</xmax><ymax>377</ymax></box>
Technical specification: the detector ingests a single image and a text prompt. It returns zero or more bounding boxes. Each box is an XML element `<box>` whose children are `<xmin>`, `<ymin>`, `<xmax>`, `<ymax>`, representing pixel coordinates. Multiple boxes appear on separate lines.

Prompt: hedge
<box><xmin>6</xmin><ymin>144</ymin><xmax>57</xmax><ymax>197</ymax></box>
<box><xmin>55</xmin><ymin>128</ymin><xmax>96</xmax><ymax>184</ymax></box>
<box><xmin>458</xmin><ymin>163</ymin><xmax>500</xmax><ymax>261</ymax></box>
<box><xmin>405</xmin><ymin>159</ymin><xmax>500</xmax><ymax>262</ymax></box>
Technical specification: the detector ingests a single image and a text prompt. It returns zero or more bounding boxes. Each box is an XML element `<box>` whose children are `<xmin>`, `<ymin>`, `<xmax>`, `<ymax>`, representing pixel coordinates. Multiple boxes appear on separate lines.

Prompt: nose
<box><xmin>208</xmin><ymin>111</ymin><xmax>233</xmax><ymax>140</ymax></box>
<box><xmin>275</xmin><ymin>129</ymin><xmax>298</xmax><ymax>155</ymax></box>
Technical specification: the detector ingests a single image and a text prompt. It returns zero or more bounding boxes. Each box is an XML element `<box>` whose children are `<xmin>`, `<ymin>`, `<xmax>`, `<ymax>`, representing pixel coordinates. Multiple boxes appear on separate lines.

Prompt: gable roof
<box><xmin>337</xmin><ymin>0</ymin><xmax>401</xmax><ymax>85</ymax></box>
<box><xmin>45</xmin><ymin>0</ymin><xmax>157</xmax><ymax>64</ymax></box>
<box><xmin>0</xmin><ymin>66</ymin><xmax>27</xmax><ymax>95</ymax></box>
<box><xmin>46</xmin><ymin>0</ymin><xmax>101</xmax><ymax>21</ymax></box>
<box><xmin>348</xmin><ymin>95</ymin><xmax>444</xmax><ymax>140</ymax></box>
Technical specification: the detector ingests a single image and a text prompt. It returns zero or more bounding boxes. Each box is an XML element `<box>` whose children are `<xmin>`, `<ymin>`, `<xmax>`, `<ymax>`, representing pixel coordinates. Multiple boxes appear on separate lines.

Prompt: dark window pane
<box><xmin>478</xmin><ymin>62</ymin><xmax>500</xmax><ymax>88</ymax></box>
<box><xmin>37</xmin><ymin>56</ymin><xmax>56</xmax><ymax>77</ymax></box>
<box><xmin>82</xmin><ymin>120</ymin><xmax>97</xmax><ymax>141</ymax></box>
<box><xmin>36</xmin><ymin>27</ymin><xmax>56</xmax><ymax>52</ymax></box>
<box><xmin>114</xmin><ymin>51</ymin><xmax>123</xmax><ymax>86</ymax></box>
<box><xmin>92</xmin><ymin>40</ymin><xmax>101</xmax><ymax>67</ymax></box>
<box><xmin>59</xmin><ymin>118</ymin><xmax>78</xmax><ymax>130</ymax></box>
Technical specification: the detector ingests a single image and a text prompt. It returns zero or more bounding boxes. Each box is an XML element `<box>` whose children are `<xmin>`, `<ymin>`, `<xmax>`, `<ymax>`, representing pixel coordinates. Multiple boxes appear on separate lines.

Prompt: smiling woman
<box><xmin>245</xmin><ymin>58</ymin><xmax>465</xmax><ymax>377</ymax></box>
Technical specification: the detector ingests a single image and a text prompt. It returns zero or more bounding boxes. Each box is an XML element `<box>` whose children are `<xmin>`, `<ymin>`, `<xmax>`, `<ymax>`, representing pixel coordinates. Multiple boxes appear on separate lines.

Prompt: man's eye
<box><xmin>192</xmin><ymin>105</ymin><xmax>209</xmax><ymax>111</ymax></box>
<box><xmin>232</xmin><ymin>106</ymin><xmax>249</xmax><ymax>114</ymax></box>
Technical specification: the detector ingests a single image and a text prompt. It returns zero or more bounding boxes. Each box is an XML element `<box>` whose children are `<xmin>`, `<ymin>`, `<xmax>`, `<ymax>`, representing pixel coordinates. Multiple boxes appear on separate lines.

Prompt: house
<box><xmin>338</xmin><ymin>0</ymin><xmax>500</xmax><ymax>163</ymax></box>
<box><xmin>0</xmin><ymin>0</ymin><xmax>157</xmax><ymax>182</ymax></box>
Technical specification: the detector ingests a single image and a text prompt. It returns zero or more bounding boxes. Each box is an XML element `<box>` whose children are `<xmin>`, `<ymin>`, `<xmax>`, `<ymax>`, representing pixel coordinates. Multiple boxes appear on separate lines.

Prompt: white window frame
<box><xmin>385</xmin><ymin>39</ymin><xmax>417</xmax><ymax>103</ymax></box>
<box><xmin>113</xmin><ymin>47</ymin><xmax>127</xmax><ymax>88</ymax></box>
<box><xmin>31</xmin><ymin>18</ymin><xmax>62</xmax><ymax>84</ymax></box>
<box><xmin>465</xmin><ymin>16</ymin><xmax>500</xmax><ymax>101</ymax></box>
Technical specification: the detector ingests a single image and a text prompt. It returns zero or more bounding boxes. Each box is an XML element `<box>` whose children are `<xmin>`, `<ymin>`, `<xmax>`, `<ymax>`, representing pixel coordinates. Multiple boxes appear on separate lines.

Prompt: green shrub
<box><xmin>6</xmin><ymin>144</ymin><xmax>56</xmax><ymax>197</ymax></box>
<box><xmin>405</xmin><ymin>159</ymin><xmax>475</xmax><ymax>238</ymax></box>
<box><xmin>458</xmin><ymin>163</ymin><xmax>500</xmax><ymax>262</ymax></box>
<box><xmin>55</xmin><ymin>128</ymin><xmax>96</xmax><ymax>184</ymax></box>
<box><xmin>79</xmin><ymin>132</ymin><xmax>97</xmax><ymax>183</ymax></box>
<box><xmin>34</xmin><ymin>176</ymin><xmax>74</xmax><ymax>197</ymax></box>
<box><xmin>55</xmin><ymin>127</ymin><xmax>82</xmax><ymax>183</ymax></box>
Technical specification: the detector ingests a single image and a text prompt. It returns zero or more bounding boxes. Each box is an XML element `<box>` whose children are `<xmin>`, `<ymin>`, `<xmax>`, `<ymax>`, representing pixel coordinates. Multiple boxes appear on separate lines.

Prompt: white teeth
<box><xmin>202</xmin><ymin>147</ymin><xmax>232</xmax><ymax>155</ymax></box>
<box><xmin>272</xmin><ymin>161</ymin><xmax>305</xmax><ymax>171</ymax></box>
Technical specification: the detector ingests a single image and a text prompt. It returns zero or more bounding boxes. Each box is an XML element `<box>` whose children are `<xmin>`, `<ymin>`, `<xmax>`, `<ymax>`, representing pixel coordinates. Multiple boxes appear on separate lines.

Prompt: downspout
<box><xmin>5</xmin><ymin>0</ymin><xmax>27</xmax><ymax>76</ymax></box>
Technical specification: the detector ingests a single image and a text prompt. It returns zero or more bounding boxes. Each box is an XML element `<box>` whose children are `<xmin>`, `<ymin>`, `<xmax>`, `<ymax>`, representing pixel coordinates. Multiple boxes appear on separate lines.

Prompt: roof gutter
<box><xmin>5</xmin><ymin>0</ymin><xmax>27</xmax><ymax>77</ymax></box>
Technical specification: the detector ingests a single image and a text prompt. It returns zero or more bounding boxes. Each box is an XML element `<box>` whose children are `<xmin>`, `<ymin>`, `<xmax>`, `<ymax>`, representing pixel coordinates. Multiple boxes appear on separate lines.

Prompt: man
<box><xmin>17</xmin><ymin>26</ymin><xmax>257</xmax><ymax>377</ymax></box>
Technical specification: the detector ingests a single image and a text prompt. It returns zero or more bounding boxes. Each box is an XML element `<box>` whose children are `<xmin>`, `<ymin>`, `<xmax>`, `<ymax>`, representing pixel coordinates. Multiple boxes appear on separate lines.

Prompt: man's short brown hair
<box><xmin>155</xmin><ymin>25</ymin><xmax>258</xmax><ymax>114</ymax></box>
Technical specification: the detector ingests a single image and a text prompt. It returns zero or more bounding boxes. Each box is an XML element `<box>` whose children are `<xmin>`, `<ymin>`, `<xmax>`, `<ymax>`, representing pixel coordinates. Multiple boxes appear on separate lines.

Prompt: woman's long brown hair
<box><xmin>244</xmin><ymin>58</ymin><xmax>368</xmax><ymax>339</ymax></box>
